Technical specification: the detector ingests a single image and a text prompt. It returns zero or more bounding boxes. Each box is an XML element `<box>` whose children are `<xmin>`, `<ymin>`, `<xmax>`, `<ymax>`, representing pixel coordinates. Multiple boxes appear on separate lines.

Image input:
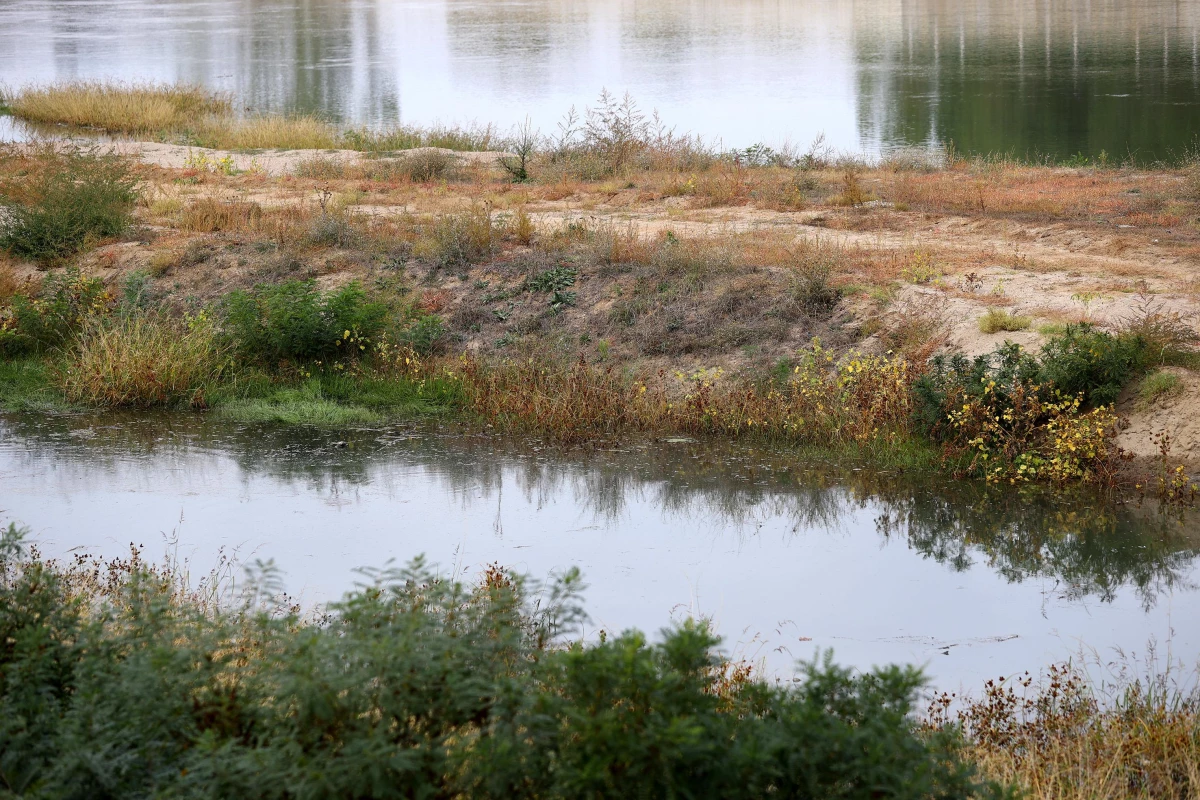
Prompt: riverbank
<box><xmin>3</xmin><ymin>85</ymin><xmax>1200</xmax><ymax>495</ymax></box>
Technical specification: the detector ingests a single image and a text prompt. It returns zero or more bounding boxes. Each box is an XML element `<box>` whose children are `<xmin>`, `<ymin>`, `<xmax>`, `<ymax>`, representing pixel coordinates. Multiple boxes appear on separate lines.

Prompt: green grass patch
<box><xmin>1136</xmin><ymin>370</ymin><xmax>1183</xmax><ymax>408</ymax></box>
<box><xmin>978</xmin><ymin>308</ymin><xmax>1031</xmax><ymax>334</ymax></box>
<box><xmin>210</xmin><ymin>371</ymin><xmax>461</xmax><ymax>426</ymax></box>
<box><xmin>0</xmin><ymin>356</ymin><xmax>70</xmax><ymax>412</ymax></box>
<box><xmin>215</xmin><ymin>395</ymin><xmax>382</xmax><ymax>426</ymax></box>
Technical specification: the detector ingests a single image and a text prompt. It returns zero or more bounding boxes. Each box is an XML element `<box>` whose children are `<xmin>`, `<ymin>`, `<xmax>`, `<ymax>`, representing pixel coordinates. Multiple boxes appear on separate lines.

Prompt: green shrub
<box><xmin>223</xmin><ymin>280</ymin><xmax>389</xmax><ymax>363</ymax></box>
<box><xmin>914</xmin><ymin>342</ymin><xmax>1042</xmax><ymax>438</ymax></box>
<box><xmin>1038</xmin><ymin>324</ymin><xmax>1146</xmax><ymax>406</ymax></box>
<box><xmin>401</xmin><ymin>314</ymin><xmax>448</xmax><ymax>355</ymax></box>
<box><xmin>4</xmin><ymin>268</ymin><xmax>110</xmax><ymax>352</ymax></box>
<box><xmin>0</xmin><ymin>526</ymin><xmax>1003</xmax><ymax>800</ymax></box>
<box><xmin>0</xmin><ymin>148</ymin><xmax>139</xmax><ymax>263</ymax></box>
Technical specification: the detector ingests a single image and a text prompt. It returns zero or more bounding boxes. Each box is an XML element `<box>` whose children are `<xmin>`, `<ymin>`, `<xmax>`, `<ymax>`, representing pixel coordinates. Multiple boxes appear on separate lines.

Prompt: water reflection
<box><xmin>855</xmin><ymin>0</ymin><xmax>1200</xmax><ymax>160</ymax></box>
<box><xmin>3</xmin><ymin>0</ymin><xmax>1198</xmax><ymax>157</ymax></box>
<box><xmin>3</xmin><ymin>411</ymin><xmax>1197</xmax><ymax>609</ymax></box>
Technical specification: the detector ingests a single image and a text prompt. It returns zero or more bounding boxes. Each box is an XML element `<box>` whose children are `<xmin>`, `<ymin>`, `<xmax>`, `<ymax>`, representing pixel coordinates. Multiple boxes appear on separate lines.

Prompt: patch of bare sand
<box><xmin>106</xmin><ymin>141</ymin><xmax>512</xmax><ymax>176</ymax></box>
<box><xmin>1118</xmin><ymin>368</ymin><xmax>1200</xmax><ymax>459</ymax></box>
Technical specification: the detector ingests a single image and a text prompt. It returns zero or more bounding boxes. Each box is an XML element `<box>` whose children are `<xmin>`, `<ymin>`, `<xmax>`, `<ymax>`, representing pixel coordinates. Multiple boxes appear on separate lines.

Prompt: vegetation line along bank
<box><xmin>3</xmin><ymin>84</ymin><xmax>1200</xmax><ymax>497</ymax></box>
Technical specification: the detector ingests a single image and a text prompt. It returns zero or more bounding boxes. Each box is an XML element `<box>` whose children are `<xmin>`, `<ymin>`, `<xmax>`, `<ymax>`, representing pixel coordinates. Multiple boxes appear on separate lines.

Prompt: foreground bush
<box><xmin>0</xmin><ymin>526</ymin><xmax>1001</xmax><ymax>799</ymax></box>
<box><xmin>58</xmin><ymin>312</ymin><xmax>230</xmax><ymax>407</ymax></box>
<box><xmin>0</xmin><ymin>147</ymin><xmax>139</xmax><ymax>263</ymax></box>
<box><xmin>223</xmin><ymin>279</ymin><xmax>389</xmax><ymax>363</ymax></box>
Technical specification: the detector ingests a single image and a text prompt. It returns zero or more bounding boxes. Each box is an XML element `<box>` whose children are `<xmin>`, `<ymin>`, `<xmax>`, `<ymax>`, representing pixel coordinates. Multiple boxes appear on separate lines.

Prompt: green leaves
<box><xmin>223</xmin><ymin>279</ymin><xmax>388</xmax><ymax>363</ymax></box>
<box><xmin>0</xmin><ymin>545</ymin><xmax>1000</xmax><ymax>799</ymax></box>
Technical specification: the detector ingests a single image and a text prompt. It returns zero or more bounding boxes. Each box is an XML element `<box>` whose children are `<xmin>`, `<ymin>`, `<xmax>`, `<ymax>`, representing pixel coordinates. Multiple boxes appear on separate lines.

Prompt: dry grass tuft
<box><xmin>11</xmin><ymin>82</ymin><xmax>230</xmax><ymax>133</ymax></box>
<box><xmin>177</xmin><ymin>196</ymin><xmax>263</xmax><ymax>233</ymax></box>
<box><xmin>59</xmin><ymin>312</ymin><xmax>230</xmax><ymax>407</ymax></box>
<box><xmin>192</xmin><ymin>116</ymin><xmax>341</xmax><ymax>151</ymax></box>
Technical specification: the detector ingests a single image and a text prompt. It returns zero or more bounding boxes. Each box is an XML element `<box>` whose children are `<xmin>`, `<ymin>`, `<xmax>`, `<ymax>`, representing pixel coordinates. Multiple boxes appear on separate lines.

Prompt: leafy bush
<box><xmin>1037</xmin><ymin>324</ymin><xmax>1146</xmax><ymax>406</ymax></box>
<box><xmin>401</xmin><ymin>313</ymin><xmax>448</xmax><ymax>356</ymax></box>
<box><xmin>915</xmin><ymin>343</ymin><xmax>1122</xmax><ymax>484</ymax></box>
<box><xmin>0</xmin><ymin>526</ymin><xmax>1002</xmax><ymax>800</ymax></box>
<box><xmin>2</xmin><ymin>268</ymin><xmax>110</xmax><ymax>352</ymax></box>
<box><xmin>223</xmin><ymin>280</ymin><xmax>389</xmax><ymax>363</ymax></box>
<box><xmin>0</xmin><ymin>147</ymin><xmax>139</xmax><ymax>263</ymax></box>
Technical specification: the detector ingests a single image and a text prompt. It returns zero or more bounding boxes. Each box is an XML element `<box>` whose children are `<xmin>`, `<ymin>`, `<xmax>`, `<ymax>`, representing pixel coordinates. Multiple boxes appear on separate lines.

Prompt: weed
<box><xmin>401</xmin><ymin>314</ymin><xmax>448</xmax><ymax>356</ymax></box>
<box><xmin>342</xmin><ymin>123</ymin><xmax>496</xmax><ymax>153</ymax></box>
<box><xmin>882</xmin><ymin>295</ymin><xmax>951</xmax><ymax>363</ymax></box>
<box><xmin>1119</xmin><ymin>289</ymin><xmax>1199</xmax><ymax>367</ymax></box>
<box><xmin>979</xmin><ymin>309</ymin><xmax>1032</xmax><ymax>334</ymax></box>
<box><xmin>929</xmin><ymin>661</ymin><xmax>1200</xmax><ymax>800</ymax></box>
<box><xmin>835</xmin><ymin>166</ymin><xmax>870</xmax><ymax>207</ymax></box>
<box><xmin>499</xmin><ymin>117</ymin><xmax>537</xmax><ymax>182</ymax></box>
<box><xmin>397</xmin><ymin>149</ymin><xmax>457</xmax><ymax>182</ymax></box>
<box><xmin>526</xmin><ymin>266</ymin><xmax>577</xmax><ymax>293</ymax></box>
<box><xmin>414</xmin><ymin>207</ymin><xmax>499</xmax><ymax>268</ymax></box>
<box><xmin>5</xmin><ymin>268</ymin><xmax>110</xmax><ymax>351</ymax></box>
<box><xmin>0</xmin><ymin>146</ymin><xmax>139</xmax><ymax>263</ymax></box>
<box><xmin>177</xmin><ymin>196</ymin><xmax>262</xmax><ymax>233</ymax></box>
<box><xmin>899</xmin><ymin>250</ymin><xmax>940</xmax><ymax>284</ymax></box>
<box><xmin>789</xmin><ymin>240</ymin><xmax>842</xmax><ymax>312</ymax></box>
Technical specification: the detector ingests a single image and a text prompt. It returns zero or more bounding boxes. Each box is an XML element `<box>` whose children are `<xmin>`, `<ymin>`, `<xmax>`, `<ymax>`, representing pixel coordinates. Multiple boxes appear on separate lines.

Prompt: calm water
<box><xmin>2</xmin><ymin>411</ymin><xmax>1199</xmax><ymax>689</ymax></box>
<box><xmin>2</xmin><ymin>0</ymin><xmax>1200</xmax><ymax>159</ymax></box>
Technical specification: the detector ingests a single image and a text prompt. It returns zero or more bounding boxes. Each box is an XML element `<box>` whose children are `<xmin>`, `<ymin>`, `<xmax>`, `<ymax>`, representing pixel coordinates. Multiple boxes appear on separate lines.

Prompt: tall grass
<box><xmin>10</xmin><ymin>82</ymin><xmax>230</xmax><ymax>133</ymax></box>
<box><xmin>453</xmin><ymin>342</ymin><xmax>913</xmax><ymax>448</ymax></box>
<box><xmin>9</xmin><ymin>82</ymin><xmax>497</xmax><ymax>153</ymax></box>
<box><xmin>58</xmin><ymin>312</ymin><xmax>230</xmax><ymax>407</ymax></box>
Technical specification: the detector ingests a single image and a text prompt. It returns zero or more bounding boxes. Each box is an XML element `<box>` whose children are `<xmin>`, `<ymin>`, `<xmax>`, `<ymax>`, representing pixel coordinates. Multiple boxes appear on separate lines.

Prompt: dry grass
<box><xmin>11</xmin><ymin>82</ymin><xmax>230</xmax><ymax>133</ymax></box>
<box><xmin>192</xmin><ymin>116</ymin><xmax>341</xmax><ymax>151</ymax></box>
<box><xmin>931</xmin><ymin>664</ymin><xmax>1200</xmax><ymax>800</ymax></box>
<box><xmin>452</xmin><ymin>343</ymin><xmax>913</xmax><ymax>449</ymax></box>
<box><xmin>59</xmin><ymin>313</ymin><xmax>230</xmax><ymax>407</ymax></box>
<box><xmin>177</xmin><ymin>196</ymin><xmax>263</xmax><ymax>233</ymax></box>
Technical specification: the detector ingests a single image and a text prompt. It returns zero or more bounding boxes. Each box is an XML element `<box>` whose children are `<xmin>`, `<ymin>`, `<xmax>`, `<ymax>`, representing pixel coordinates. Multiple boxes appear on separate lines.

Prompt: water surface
<box><xmin>2</xmin><ymin>411</ymin><xmax>1198</xmax><ymax>689</ymax></box>
<box><xmin>2</xmin><ymin>0</ymin><xmax>1199</xmax><ymax>159</ymax></box>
